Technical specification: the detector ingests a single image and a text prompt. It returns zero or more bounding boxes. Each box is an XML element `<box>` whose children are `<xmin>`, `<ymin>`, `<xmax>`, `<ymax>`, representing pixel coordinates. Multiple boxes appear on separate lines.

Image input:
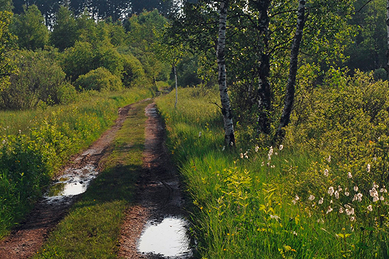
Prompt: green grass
<box><xmin>155</xmin><ymin>87</ymin><xmax>389</xmax><ymax>258</ymax></box>
<box><xmin>0</xmin><ymin>88</ymin><xmax>152</xmax><ymax>239</ymax></box>
<box><xmin>34</xmin><ymin>99</ymin><xmax>152</xmax><ymax>259</ymax></box>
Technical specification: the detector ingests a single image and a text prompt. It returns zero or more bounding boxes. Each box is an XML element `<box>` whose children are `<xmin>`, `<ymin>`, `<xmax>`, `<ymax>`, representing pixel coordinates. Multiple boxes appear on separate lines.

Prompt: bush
<box><xmin>74</xmin><ymin>67</ymin><xmax>123</xmax><ymax>91</ymax></box>
<box><xmin>0</xmin><ymin>50</ymin><xmax>75</xmax><ymax>110</ymax></box>
<box><xmin>121</xmin><ymin>54</ymin><xmax>145</xmax><ymax>87</ymax></box>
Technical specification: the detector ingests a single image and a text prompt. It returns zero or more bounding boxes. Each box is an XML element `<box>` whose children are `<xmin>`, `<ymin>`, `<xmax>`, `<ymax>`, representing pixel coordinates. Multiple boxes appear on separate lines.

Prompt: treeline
<box><xmin>164</xmin><ymin>0</ymin><xmax>389</xmax><ymax>145</ymax></box>
<box><xmin>0</xmin><ymin>4</ymin><xmax>173</xmax><ymax>110</ymax></box>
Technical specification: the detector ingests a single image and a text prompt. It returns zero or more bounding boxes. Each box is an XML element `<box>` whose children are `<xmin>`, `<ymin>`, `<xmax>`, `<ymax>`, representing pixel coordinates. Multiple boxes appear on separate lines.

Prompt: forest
<box><xmin>0</xmin><ymin>0</ymin><xmax>389</xmax><ymax>257</ymax></box>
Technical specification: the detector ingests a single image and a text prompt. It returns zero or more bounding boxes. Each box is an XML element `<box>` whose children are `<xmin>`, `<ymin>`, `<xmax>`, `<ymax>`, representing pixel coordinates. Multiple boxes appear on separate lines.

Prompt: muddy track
<box><xmin>119</xmin><ymin>103</ymin><xmax>191</xmax><ymax>259</ymax></box>
<box><xmin>0</xmin><ymin>99</ymin><xmax>151</xmax><ymax>259</ymax></box>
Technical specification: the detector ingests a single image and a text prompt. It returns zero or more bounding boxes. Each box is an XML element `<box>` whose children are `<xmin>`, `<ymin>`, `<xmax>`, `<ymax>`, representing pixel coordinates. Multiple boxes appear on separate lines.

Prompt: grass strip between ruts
<box><xmin>33</xmin><ymin>99</ymin><xmax>153</xmax><ymax>259</ymax></box>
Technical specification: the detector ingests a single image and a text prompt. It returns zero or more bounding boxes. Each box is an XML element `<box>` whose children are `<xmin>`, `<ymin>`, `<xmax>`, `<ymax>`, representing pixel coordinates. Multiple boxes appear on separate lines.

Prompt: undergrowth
<box><xmin>156</xmin><ymin>80</ymin><xmax>389</xmax><ymax>258</ymax></box>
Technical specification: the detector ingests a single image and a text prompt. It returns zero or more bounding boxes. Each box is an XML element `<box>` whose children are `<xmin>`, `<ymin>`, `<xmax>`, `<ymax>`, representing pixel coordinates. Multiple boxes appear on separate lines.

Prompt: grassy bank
<box><xmin>156</xmin><ymin>87</ymin><xmax>389</xmax><ymax>258</ymax></box>
<box><xmin>34</xmin><ymin>99</ymin><xmax>152</xmax><ymax>258</ymax></box>
<box><xmin>0</xmin><ymin>88</ymin><xmax>152</xmax><ymax>238</ymax></box>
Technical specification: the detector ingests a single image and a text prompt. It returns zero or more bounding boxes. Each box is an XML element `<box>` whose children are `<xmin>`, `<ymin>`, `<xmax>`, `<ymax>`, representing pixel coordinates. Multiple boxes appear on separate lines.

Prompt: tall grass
<box><xmin>156</xmin><ymin>86</ymin><xmax>389</xmax><ymax>258</ymax></box>
<box><xmin>0</xmin><ymin>88</ymin><xmax>152</xmax><ymax>238</ymax></box>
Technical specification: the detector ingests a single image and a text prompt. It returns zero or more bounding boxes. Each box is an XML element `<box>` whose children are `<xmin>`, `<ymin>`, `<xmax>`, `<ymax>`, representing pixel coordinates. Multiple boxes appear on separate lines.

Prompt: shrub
<box><xmin>0</xmin><ymin>50</ymin><xmax>75</xmax><ymax>110</ymax></box>
<box><xmin>121</xmin><ymin>54</ymin><xmax>145</xmax><ymax>87</ymax></box>
<box><xmin>74</xmin><ymin>67</ymin><xmax>123</xmax><ymax>91</ymax></box>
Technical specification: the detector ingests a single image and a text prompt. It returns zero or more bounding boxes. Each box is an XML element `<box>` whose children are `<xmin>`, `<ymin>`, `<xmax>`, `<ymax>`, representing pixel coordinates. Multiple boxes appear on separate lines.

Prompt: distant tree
<box><xmin>131</xmin><ymin>0</ymin><xmax>173</xmax><ymax>16</ymax></box>
<box><xmin>0</xmin><ymin>0</ymin><xmax>12</xmax><ymax>12</ymax></box>
<box><xmin>50</xmin><ymin>6</ymin><xmax>79</xmax><ymax>51</ymax></box>
<box><xmin>11</xmin><ymin>5</ymin><xmax>49</xmax><ymax>50</ymax></box>
<box><xmin>0</xmin><ymin>11</ymin><xmax>16</xmax><ymax>91</ymax></box>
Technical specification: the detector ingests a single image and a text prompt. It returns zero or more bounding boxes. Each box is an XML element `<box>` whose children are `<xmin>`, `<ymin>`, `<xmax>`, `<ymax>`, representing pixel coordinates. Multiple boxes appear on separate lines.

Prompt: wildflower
<box><xmin>268</xmin><ymin>146</ymin><xmax>273</xmax><ymax>160</ymax></box>
<box><xmin>350</xmin><ymin>216</ymin><xmax>355</xmax><ymax>221</ymax></box>
<box><xmin>334</xmin><ymin>191</ymin><xmax>339</xmax><ymax>199</ymax></box>
<box><xmin>370</xmin><ymin>187</ymin><xmax>379</xmax><ymax>201</ymax></box>
<box><xmin>279</xmin><ymin>145</ymin><xmax>284</xmax><ymax>150</ymax></box>
<box><xmin>380</xmin><ymin>196</ymin><xmax>385</xmax><ymax>201</ymax></box>
<box><xmin>327</xmin><ymin>155</ymin><xmax>331</xmax><ymax>163</ymax></box>
<box><xmin>367</xmin><ymin>164</ymin><xmax>371</xmax><ymax>172</ymax></box>
<box><xmin>222</xmin><ymin>146</ymin><xmax>225</xmax><ymax>151</ymax></box>
<box><xmin>373</xmin><ymin>183</ymin><xmax>379</xmax><ymax>189</ymax></box>
<box><xmin>345</xmin><ymin>191</ymin><xmax>350</xmax><ymax>197</ymax></box>
<box><xmin>339</xmin><ymin>207</ymin><xmax>344</xmax><ymax>213</ymax></box>
<box><xmin>338</xmin><ymin>186</ymin><xmax>343</xmax><ymax>192</ymax></box>
<box><xmin>244</xmin><ymin>151</ymin><xmax>248</xmax><ymax>159</ymax></box>
<box><xmin>271</xmin><ymin>165</ymin><xmax>275</xmax><ymax>168</ymax></box>
<box><xmin>367</xmin><ymin>205</ymin><xmax>373</xmax><ymax>211</ymax></box>
<box><xmin>328</xmin><ymin>186</ymin><xmax>334</xmax><ymax>196</ymax></box>
<box><xmin>354</xmin><ymin>186</ymin><xmax>359</xmax><ymax>192</ymax></box>
<box><xmin>352</xmin><ymin>193</ymin><xmax>363</xmax><ymax>202</ymax></box>
<box><xmin>324</xmin><ymin>169</ymin><xmax>329</xmax><ymax>177</ymax></box>
<box><xmin>255</xmin><ymin>145</ymin><xmax>259</xmax><ymax>152</ymax></box>
<box><xmin>326</xmin><ymin>206</ymin><xmax>333</xmax><ymax>214</ymax></box>
<box><xmin>199</xmin><ymin>131</ymin><xmax>202</xmax><ymax>137</ymax></box>
<box><xmin>318</xmin><ymin>197</ymin><xmax>324</xmax><ymax>204</ymax></box>
<box><xmin>240</xmin><ymin>153</ymin><xmax>244</xmax><ymax>159</ymax></box>
<box><xmin>347</xmin><ymin>172</ymin><xmax>352</xmax><ymax>179</ymax></box>
<box><xmin>292</xmin><ymin>195</ymin><xmax>300</xmax><ymax>205</ymax></box>
<box><xmin>308</xmin><ymin>195</ymin><xmax>315</xmax><ymax>201</ymax></box>
<box><xmin>270</xmin><ymin>214</ymin><xmax>280</xmax><ymax>220</ymax></box>
<box><xmin>261</xmin><ymin>161</ymin><xmax>265</xmax><ymax>166</ymax></box>
<box><xmin>345</xmin><ymin>207</ymin><xmax>354</xmax><ymax>216</ymax></box>
<box><xmin>380</xmin><ymin>187</ymin><xmax>387</xmax><ymax>193</ymax></box>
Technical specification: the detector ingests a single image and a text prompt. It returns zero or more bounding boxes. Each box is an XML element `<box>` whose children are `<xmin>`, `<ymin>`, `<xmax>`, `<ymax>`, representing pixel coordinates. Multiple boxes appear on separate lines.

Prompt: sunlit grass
<box><xmin>156</xmin><ymin>87</ymin><xmax>389</xmax><ymax>258</ymax></box>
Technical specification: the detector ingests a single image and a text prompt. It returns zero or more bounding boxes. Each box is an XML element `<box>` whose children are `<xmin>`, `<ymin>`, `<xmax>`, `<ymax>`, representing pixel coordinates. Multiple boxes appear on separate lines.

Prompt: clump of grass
<box><xmin>34</xmin><ymin>99</ymin><xmax>152</xmax><ymax>258</ymax></box>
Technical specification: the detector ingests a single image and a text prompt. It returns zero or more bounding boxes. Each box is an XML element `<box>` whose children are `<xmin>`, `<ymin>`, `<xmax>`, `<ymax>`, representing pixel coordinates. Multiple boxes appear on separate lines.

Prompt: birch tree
<box><xmin>274</xmin><ymin>0</ymin><xmax>306</xmax><ymax>142</ymax></box>
<box><xmin>217</xmin><ymin>0</ymin><xmax>235</xmax><ymax>146</ymax></box>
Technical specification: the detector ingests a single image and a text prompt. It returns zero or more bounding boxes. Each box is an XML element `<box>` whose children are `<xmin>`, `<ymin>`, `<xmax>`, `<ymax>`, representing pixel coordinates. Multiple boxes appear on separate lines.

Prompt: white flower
<box><xmin>339</xmin><ymin>207</ymin><xmax>344</xmax><ymax>213</ymax></box>
<box><xmin>354</xmin><ymin>186</ymin><xmax>359</xmax><ymax>192</ymax></box>
<box><xmin>352</xmin><ymin>193</ymin><xmax>363</xmax><ymax>202</ymax></box>
<box><xmin>367</xmin><ymin>205</ymin><xmax>373</xmax><ymax>211</ymax></box>
<box><xmin>367</xmin><ymin>164</ymin><xmax>371</xmax><ymax>172</ymax></box>
<box><xmin>370</xmin><ymin>188</ymin><xmax>379</xmax><ymax>198</ymax></box>
<box><xmin>279</xmin><ymin>145</ymin><xmax>284</xmax><ymax>150</ymax></box>
<box><xmin>308</xmin><ymin>195</ymin><xmax>315</xmax><ymax>201</ymax></box>
<box><xmin>255</xmin><ymin>145</ymin><xmax>259</xmax><ymax>152</ymax></box>
<box><xmin>222</xmin><ymin>146</ymin><xmax>226</xmax><ymax>151</ymax></box>
<box><xmin>345</xmin><ymin>191</ymin><xmax>350</xmax><ymax>197</ymax></box>
<box><xmin>328</xmin><ymin>186</ymin><xmax>334</xmax><ymax>196</ymax></box>
<box><xmin>373</xmin><ymin>196</ymin><xmax>379</xmax><ymax>202</ymax></box>
<box><xmin>318</xmin><ymin>197</ymin><xmax>324</xmax><ymax>204</ymax></box>
<box><xmin>346</xmin><ymin>207</ymin><xmax>355</xmax><ymax>215</ymax></box>
<box><xmin>240</xmin><ymin>153</ymin><xmax>244</xmax><ymax>159</ymax></box>
<box><xmin>270</xmin><ymin>214</ymin><xmax>280</xmax><ymax>220</ymax></box>
<box><xmin>347</xmin><ymin>172</ymin><xmax>352</xmax><ymax>179</ymax></box>
<box><xmin>199</xmin><ymin>131</ymin><xmax>202</xmax><ymax>137</ymax></box>
<box><xmin>350</xmin><ymin>216</ymin><xmax>356</xmax><ymax>221</ymax></box>
<box><xmin>324</xmin><ymin>169</ymin><xmax>329</xmax><ymax>177</ymax></box>
<box><xmin>268</xmin><ymin>146</ymin><xmax>273</xmax><ymax>160</ymax></box>
<box><xmin>292</xmin><ymin>195</ymin><xmax>299</xmax><ymax>205</ymax></box>
<box><xmin>271</xmin><ymin>165</ymin><xmax>275</xmax><ymax>168</ymax></box>
<box><xmin>327</xmin><ymin>155</ymin><xmax>331</xmax><ymax>163</ymax></box>
<box><xmin>334</xmin><ymin>191</ymin><xmax>339</xmax><ymax>199</ymax></box>
<box><xmin>373</xmin><ymin>183</ymin><xmax>379</xmax><ymax>189</ymax></box>
<box><xmin>380</xmin><ymin>196</ymin><xmax>385</xmax><ymax>201</ymax></box>
<box><xmin>326</xmin><ymin>206</ymin><xmax>333</xmax><ymax>214</ymax></box>
<box><xmin>244</xmin><ymin>151</ymin><xmax>248</xmax><ymax>159</ymax></box>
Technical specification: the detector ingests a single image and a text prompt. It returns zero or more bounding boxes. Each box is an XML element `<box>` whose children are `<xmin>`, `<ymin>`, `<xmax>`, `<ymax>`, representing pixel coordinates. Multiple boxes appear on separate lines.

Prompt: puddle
<box><xmin>44</xmin><ymin>165</ymin><xmax>98</xmax><ymax>202</ymax></box>
<box><xmin>138</xmin><ymin>216</ymin><xmax>192</xmax><ymax>258</ymax></box>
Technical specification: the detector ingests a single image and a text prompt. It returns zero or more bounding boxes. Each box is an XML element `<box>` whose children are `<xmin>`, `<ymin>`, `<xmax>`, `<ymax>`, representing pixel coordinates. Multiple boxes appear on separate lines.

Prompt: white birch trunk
<box><xmin>217</xmin><ymin>0</ymin><xmax>235</xmax><ymax>146</ymax></box>
<box><xmin>275</xmin><ymin>0</ymin><xmax>306</xmax><ymax>142</ymax></box>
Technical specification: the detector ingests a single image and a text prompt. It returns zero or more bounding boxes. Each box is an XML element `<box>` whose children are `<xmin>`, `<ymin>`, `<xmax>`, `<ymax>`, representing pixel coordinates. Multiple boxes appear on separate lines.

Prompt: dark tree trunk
<box><xmin>217</xmin><ymin>0</ymin><xmax>235</xmax><ymax>147</ymax></box>
<box><xmin>274</xmin><ymin>0</ymin><xmax>306</xmax><ymax>143</ymax></box>
<box><xmin>251</xmin><ymin>0</ymin><xmax>272</xmax><ymax>135</ymax></box>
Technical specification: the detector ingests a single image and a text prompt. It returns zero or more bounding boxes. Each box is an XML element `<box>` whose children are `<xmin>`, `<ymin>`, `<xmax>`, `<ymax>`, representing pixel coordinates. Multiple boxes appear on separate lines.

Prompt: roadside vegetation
<box><xmin>156</xmin><ymin>82</ymin><xmax>389</xmax><ymax>258</ymax></box>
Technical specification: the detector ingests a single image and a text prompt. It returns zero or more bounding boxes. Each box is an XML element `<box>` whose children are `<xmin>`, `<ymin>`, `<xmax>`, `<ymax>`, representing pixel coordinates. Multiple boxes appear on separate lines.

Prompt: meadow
<box><xmin>156</xmin><ymin>79</ymin><xmax>389</xmax><ymax>258</ymax></box>
<box><xmin>0</xmin><ymin>88</ymin><xmax>152</xmax><ymax>238</ymax></box>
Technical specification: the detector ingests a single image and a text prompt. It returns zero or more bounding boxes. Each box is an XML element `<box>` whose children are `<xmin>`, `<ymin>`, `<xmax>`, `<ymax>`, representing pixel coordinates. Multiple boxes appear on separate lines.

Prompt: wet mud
<box><xmin>119</xmin><ymin>103</ymin><xmax>192</xmax><ymax>259</ymax></box>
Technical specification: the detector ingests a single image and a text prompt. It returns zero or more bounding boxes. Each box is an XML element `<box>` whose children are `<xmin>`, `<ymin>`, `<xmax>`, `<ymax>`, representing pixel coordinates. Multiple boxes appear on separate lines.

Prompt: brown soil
<box><xmin>0</xmin><ymin>100</ymin><xmax>190</xmax><ymax>259</ymax></box>
<box><xmin>118</xmin><ymin>103</ymin><xmax>189</xmax><ymax>259</ymax></box>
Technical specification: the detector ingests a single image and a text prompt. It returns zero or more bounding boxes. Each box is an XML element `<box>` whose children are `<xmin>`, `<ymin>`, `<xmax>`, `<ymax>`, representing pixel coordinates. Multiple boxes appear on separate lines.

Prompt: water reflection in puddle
<box><xmin>44</xmin><ymin>165</ymin><xmax>98</xmax><ymax>202</ymax></box>
<box><xmin>138</xmin><ymin>216</ymin><xmax>192</xmax><ymax>258</ymax></box>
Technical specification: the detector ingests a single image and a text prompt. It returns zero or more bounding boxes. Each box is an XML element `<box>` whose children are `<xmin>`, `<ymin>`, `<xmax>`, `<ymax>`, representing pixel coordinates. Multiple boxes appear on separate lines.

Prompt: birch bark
<box><xmin>274</xmin><ymin>0</ymin><xmax>306</xmax><ymax>142</ymax></box>
<box><xmin>217</xmin><ymin>0</ymin><xmax>235</xmax><ymax>146</ymax></box>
